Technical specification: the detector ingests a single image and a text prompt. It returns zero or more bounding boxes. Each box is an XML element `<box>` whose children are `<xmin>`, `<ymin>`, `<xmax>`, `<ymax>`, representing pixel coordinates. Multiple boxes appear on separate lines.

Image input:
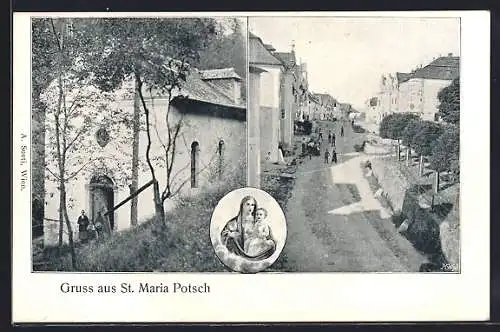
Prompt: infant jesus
<box><xmin>244</xmin><ymin>208</ymin><xmax>276</xmax><ymax>257</ymax></box>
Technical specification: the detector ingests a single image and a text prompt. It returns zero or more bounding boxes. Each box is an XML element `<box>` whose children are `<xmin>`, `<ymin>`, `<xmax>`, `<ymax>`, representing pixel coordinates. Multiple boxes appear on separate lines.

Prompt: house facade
<box><xmin>274</xmin><ymin>49</ymin><xmax>297</xmax><ymax>148</ymax></box>
<box><xmin>313</xmin><ymin>93</ymin><xmax>337</xmax><ymax>121</ymax></box>
<box><xmin>390</xmin><ymin>54</ymin><xmax>459</xmax><ymax>122</ymax></box>
<box><xmin>249</xmin><ymin>32</ymin><xmax>283</xmax><ymax>164</ymax></box>
<box><xmin>43</xmin><ymin>68</ymin><xmax>246</xmax><ymax>246</ymax></box>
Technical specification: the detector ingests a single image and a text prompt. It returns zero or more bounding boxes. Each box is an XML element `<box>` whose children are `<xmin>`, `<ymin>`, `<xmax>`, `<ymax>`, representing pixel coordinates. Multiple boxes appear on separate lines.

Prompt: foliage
<box><xmin>192</xmin><ymin>18</ymin><xmax>247</xmax><ymax>101</ymax></box>
<box><xmin>411</xmin><ymin>120</ymin><xmax>444</xmax><ymax>156</ymax></box>
<box><xmin>80</xmin><ymin>18</ymin><xmax>220</xmax><ymax>220</ymax></box>
<box><xmin>437</xmin><ymin>77</ymin><xmax>460</xmax><ymax>125</ymax></box>
<box><xmin>41</xmin><ymin>74</ymin><xmax>134</xmax><ymax>189</ymax></box>
<box><xmin>32</xmin><ymin>18</ymin><xmax>96</xmax><ymax>96</ymax></box>
<box><xmin>401</xmin><ymin>119</ymin><xmax>422</xmax><ymax>148</ymax></box>
<box><xmin>429</xmin><ymin>125</ymin><xmax>460</xmax><ymax>175</ymax></box>
<box><xmin>379</xmin><ymin>113</ymin><xmax>420</xmax><ymax>141</ymax></box>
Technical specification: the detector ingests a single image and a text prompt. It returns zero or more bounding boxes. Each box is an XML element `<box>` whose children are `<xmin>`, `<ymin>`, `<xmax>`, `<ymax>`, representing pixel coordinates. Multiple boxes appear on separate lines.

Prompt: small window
<box><xmin>190</xmin><ymin>142</ymin><xmax>200</xmax><ymax>188</ymax></box>
<box><xmin>217</xmin><ymin>140</ymin><xmax>225</xmax><ymax>179</ymax></box>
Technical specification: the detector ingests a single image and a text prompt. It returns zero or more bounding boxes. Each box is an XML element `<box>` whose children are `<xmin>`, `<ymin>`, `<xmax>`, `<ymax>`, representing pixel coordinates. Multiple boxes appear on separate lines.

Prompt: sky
<box><xmin>249</xmin><ymin>17</ymin><xmax>460</xmax><ymax>111</ymax></box>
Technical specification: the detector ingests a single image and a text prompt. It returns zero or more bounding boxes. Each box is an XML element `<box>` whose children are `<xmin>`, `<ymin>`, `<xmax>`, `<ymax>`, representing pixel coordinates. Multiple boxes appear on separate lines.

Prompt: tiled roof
<box><xmin>429</xmin><ymin>56</ymin><xmax>460</xmax><ymax>68</ymax></box>
<box><xmin>413</xmin><ymin>56</ymin><xmax>460</xmax><ymax>80</ymax></box>
<box><xmin>274</xmin><ymin>52</ymin><xmax>296</xmax><ymax>68</ymax></box>
<box><xmin>176</xmin><ymin>69</ymin><xmax>244</xmax><ymax>109</ymax></box>
<box><xmin>398</xmin><ymin>56</ymin><xmax>460</xmax><ymax>83</ymax></box>
<box><xmin>200</xmin><ymin>68</ymin><xmax>242</xmax><ymax>81</ymax></box>
<box><xmin>249</xmin><ymin>32</ymin><xmax>283</xmax><ymax>66</ymax></box>
<box><xmin>313</xmin><ymin>93</ymin><xmax>337</xmax><ymax>106</ymax></box>
<box><xmin>396</xmin><ymin>72</ymin><xmax>413</xmax><ymax>84</ymax></box>
<box><xmin>121</xmin><ymin>58</ymin><xmax>245</xmax><ymax>109</ymax></box>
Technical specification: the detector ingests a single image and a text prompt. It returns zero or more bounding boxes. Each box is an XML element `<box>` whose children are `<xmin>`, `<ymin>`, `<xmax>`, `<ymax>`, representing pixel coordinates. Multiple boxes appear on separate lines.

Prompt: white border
<box><xmin>12</xmin><ymin>11</ymin><xmax>490</xmax><ymax>323</ymax></box>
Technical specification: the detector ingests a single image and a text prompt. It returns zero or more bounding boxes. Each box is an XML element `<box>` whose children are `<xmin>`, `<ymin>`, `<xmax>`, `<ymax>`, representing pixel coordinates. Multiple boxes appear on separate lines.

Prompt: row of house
<box><xmin>248</xmin><ymin>31</ymin><xmax>344</xmax><ymax>187</ymax></box>
<box><xmin>365</xmin><ymin>53</ymin><xmax>460</xmax><ymax>124</ymax></box>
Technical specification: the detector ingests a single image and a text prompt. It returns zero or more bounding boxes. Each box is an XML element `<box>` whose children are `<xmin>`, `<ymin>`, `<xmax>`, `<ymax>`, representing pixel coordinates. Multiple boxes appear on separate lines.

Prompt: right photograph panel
<box><xmin>247</xmin><ymin>16</ymin><xmax>460</xmax><ymax>273</ymax></box>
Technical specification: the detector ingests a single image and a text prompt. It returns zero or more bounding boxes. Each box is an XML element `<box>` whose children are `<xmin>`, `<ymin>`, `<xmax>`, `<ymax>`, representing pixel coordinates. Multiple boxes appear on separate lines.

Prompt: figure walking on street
<box><xmin>331</xmin><ymin>146</ymin><xmax>338</xmax><ymax>164</ymax></box>
<box><xmin>340</xmin><ymin>126</ymin><xmax>344</xmax><ymax>137</ymax></box>
<box><xmin>331</xmin><ymin>133</ymin><xmax>336</xmax><ymax>147</ymax></box>
<box><xmin>308</xmin><ymin>140</ymin><xmax>314</xmax><ymax>160</ymax></box>
<box><xmin>324</xmin><ymin>149</ymin><xmax>330</xmax><ymax>164</ymax></box>
<box><xmin>328</xmin><ymin>132</ymin><xmax>332</xmax><ymax>144</ymax></box>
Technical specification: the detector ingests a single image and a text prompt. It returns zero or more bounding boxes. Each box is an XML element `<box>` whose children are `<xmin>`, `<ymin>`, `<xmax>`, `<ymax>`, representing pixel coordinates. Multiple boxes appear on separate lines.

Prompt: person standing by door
<box><xmin>77</xmin><ymin>210</ymin><xmax>90</xmax><ymax>243</ymax></box>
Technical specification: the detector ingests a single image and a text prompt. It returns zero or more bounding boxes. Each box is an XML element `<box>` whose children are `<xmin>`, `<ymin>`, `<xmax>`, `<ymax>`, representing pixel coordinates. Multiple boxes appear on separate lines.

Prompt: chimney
<box><xmin>448</xmin><ymin>52</ymin><xmax>453</xmax><ymax>57</ymax></box>
<box><xmin>264</xmin><ymin>44</ymin><xmax>276</xmax><ymax>52</ymax></box>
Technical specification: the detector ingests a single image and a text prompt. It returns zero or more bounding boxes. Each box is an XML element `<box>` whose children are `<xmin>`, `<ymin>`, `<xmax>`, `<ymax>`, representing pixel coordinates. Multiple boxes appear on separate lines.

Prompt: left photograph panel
<box><xmin>31</xmin><ymin>16</ymin><xmax>248</xmax><ymax>272</ymax></box>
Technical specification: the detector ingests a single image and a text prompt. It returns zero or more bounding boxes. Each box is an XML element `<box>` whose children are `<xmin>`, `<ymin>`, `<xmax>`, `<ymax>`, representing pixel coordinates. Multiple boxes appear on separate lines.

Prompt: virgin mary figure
<box><xmin>220</xmin><ymin>196</ymin><xmax>276</xmax><ymax>261</ymax></box>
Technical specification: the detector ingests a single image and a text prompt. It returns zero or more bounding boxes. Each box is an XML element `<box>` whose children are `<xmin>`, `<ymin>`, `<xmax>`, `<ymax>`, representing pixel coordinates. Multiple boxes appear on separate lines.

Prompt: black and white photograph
<box><xmin>210</xmin><ymin>187</ymin><xmax>287</xmax><ymax>273</ymax></box>
<box><xmin>31</xmin><ymin>16</ymin><xmax>248</xmax><ymax>272</ymax></box>
<box><xmin>12</xmin><ymin>11</ymin><xmax>489</xmax><ymax>323</ymax></box>
<box><xmin>248</xmin><ymin>16</ymin><xmax>461</xmax><ymax>272</ymax></box>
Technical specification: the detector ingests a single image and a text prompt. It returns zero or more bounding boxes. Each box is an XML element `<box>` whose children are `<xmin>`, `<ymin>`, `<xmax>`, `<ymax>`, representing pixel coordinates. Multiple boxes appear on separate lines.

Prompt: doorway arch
<box><xmin>89</xmin><ymin>174</ymin><xmax>115</xmax><ymax>230</ymax></box>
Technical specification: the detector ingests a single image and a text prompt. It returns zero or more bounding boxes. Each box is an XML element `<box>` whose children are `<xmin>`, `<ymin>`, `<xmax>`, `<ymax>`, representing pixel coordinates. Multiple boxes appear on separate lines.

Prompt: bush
<box><xmin>402</xmin><ymin>119</ymin><xmax>422</xmax><ymax>148</ymax></box>
<box><xmin>379</xmin><ymin>113</ymin><xmax>420</xmax><ymax>141</ymax></box>
<box><xmin>429</xmin><ymin>125</ymin><xmax>459</xmax><ymax>176</ymax></box>
<box><xmin>412</xmin><ymin>120</ymin><xmax>444</xmax><ymax>157</ymax></box>
<box><xmin>437</xmin><ymin>77</ymin><xmax>460</xmax><ymax>125</ymax></box>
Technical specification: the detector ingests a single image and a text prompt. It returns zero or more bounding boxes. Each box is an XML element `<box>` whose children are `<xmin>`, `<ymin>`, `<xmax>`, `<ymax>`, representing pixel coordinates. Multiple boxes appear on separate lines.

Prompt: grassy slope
<box><xmin>39</xmin><ymin>178</ymin><xmax>246</xmax><ymax>272</ymax></box>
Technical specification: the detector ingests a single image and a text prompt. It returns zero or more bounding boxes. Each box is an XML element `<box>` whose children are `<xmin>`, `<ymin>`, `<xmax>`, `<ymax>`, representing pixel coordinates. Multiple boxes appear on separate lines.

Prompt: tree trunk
<box><xmin>62</xmin><ymin>189</ymin><xmax>76</xmax><ymax>270</ymax></box>
<box><xmin>396</xmin><ymin>139</ymin><xmax>401</xmax><ymax>161</ymax></box>
<box><xmin>58</xmin><ymin>182</ymin><xmax>64</xmax><ymax>247</ymax></box>
<box><xmin>153</xmin><ymin>180</ymin><xmax>166</xmax><ymax>223</ymax></box>
<box><xmin>419</xmin><ymin>155</ymin><xmax>424</xmax><ymax>177</ymax></box>
<box><xmin>130</xmin><ymin>78</ymin><xmax>140</xmax><ymax>227</ymax></box>
<box><xmin>32</xmin><ymin>98</ymin><xmax>46</xmax><ymax>239</ymax></box>
<box><xmin>433</xmin><ymin>171</ymin><xmax>440</xmax><ymax>194</ymax></box>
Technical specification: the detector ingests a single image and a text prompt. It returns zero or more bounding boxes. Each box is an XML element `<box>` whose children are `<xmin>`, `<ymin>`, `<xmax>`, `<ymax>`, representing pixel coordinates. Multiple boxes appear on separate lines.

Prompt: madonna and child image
<box><xmin>210</xmin><ymin>188</ymin><xmax>287</xmax><ymax>273</ymax></box>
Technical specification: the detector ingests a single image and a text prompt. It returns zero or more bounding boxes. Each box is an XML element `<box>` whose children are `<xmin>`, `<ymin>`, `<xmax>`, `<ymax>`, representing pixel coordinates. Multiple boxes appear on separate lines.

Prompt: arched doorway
<box><xmin>191</xmin><ymin>141</ymin><xmax>200</xmax><ymax>188</ymax></box>
<box><xmin>89</xmin><ymin>174</ymin><xmax>115</xmax><ymax>230</ymax></box>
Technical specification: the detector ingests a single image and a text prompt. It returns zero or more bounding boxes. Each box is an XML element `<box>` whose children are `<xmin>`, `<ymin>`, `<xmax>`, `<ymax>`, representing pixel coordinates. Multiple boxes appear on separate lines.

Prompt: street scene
<box><xmin>249</xmin><ymin>17</ymin><xmax>460</xmax><ymax>272</ymax></box>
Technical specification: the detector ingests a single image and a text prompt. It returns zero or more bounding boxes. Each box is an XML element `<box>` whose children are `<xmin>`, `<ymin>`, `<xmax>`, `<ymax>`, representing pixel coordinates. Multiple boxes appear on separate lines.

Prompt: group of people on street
<box><xmin>300</xmin><ymin>122</ymin><xmax>346</xmax><ymax>164</ymax></box>
<box><xmin>77</xmin><ymin>210</ymin><xmax>111</xmax><ymax>244</ymax></box>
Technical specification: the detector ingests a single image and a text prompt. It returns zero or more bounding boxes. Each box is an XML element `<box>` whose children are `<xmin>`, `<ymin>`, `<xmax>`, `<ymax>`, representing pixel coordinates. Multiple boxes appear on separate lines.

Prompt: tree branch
<box><xmin>45</xmin><ymin>166</ymin><xmax>61</xmax><ymax>181</ymax></box>
<box><xmin>135</xmin><ymin>71</ymin><xmax>156</xmax><ymax>182</ymax></box>
<box><xmin>65</xmin><ymin>158</ymin><xmax>99</xmax><ymax>181</ymax></box>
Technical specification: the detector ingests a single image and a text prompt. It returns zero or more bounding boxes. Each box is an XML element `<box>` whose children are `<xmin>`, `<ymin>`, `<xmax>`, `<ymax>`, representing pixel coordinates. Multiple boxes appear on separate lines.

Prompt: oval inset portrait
<box><xmin>210</xmin><ymin>187</ymin><xmax>287</xmax><ymax>273</ymax></box>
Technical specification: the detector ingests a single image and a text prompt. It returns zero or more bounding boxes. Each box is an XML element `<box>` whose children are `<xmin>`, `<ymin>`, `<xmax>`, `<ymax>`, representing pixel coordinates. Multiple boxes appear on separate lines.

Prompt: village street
<box><xmin>280</xmin><ymin>120</ymin><xmax>429</xmax><ymax>272</ymax></box>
